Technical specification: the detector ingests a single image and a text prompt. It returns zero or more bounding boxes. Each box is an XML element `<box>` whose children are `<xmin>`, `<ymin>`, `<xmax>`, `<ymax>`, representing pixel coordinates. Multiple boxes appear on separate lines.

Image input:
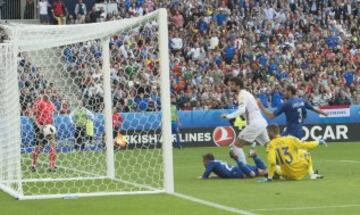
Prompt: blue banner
<box><xmin>20</xmin><ymin>105</ymin><xmax>360</xmax><ymax>146</ymax></box>
<box><xmin>179</xmin><ymin>105</ymin><xmax>360</xmax><ymax>128</ymax></box>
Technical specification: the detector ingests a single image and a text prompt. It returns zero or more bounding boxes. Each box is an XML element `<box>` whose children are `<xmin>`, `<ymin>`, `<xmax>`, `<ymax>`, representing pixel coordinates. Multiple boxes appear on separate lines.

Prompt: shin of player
<box><xmin>221</xmin><ymin>77</ymin><xmax>270</xmax><ymax>164</ymax></box>
<box><xmin>31</xmin><ymin>126</ymin><xmax>57</xmax><ymax>171</ymax></box>
<box><xmin>48</xmin><ymin>135</ymin><xmax>57</xmax><ymax>170</ymax></box>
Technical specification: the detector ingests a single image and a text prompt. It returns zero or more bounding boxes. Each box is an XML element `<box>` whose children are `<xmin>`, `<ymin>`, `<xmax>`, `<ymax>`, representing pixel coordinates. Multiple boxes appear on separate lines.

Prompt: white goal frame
<box><xmin>0</xmin><ymin>8</ymin><xmax>174</xmax><ymax>200</ymax></box>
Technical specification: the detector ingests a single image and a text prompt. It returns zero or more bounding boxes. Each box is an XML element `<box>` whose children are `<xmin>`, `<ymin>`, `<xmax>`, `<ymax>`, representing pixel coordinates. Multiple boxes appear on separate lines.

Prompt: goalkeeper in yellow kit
<box><xmin>260</xmin><ymin>124</ymin><xmax>327</xmax><ymax>182</ymax></box>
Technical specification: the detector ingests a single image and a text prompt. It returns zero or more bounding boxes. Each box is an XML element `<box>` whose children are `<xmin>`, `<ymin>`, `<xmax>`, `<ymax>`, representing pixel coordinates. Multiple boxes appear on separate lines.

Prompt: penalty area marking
<box><xmin>172</xmin><ymin>192</ymin><xmax>258</xmax><ymax>215</ymax></box>
<box><xmin>250</xmin><ymin>204</ymin><xmax>360</xmax><ymax>212</ymax></box>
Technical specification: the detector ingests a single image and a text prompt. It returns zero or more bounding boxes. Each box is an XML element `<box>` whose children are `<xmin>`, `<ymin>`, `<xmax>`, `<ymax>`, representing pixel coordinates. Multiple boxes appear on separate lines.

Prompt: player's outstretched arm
<box><xmin>304</xmin><ymin>100</ymin><xmax>328</xmax><ymax>117</ymax></box>
<box><xmin>201</xmin><ymin>164</ymin><xmax>214</xmax><ymax>179</ymax></box>
<box><xmin>313</xmin><ymin>107</ymin><xmax>328</xmax><ymax>117</ymax></box>
<box><xmin>221</xmin><ymin>103</ymin><xmax>246</xmax><ymax>119</ymax></box>
<box><xmin>257</xmin><ymin>99</ymin><xmax>275</xmax><ymax>120</ymax></box>
<box><xmin>293</xmin><ymin>137</ymin><xmax>327</xmax><ymax>150</ymax></box>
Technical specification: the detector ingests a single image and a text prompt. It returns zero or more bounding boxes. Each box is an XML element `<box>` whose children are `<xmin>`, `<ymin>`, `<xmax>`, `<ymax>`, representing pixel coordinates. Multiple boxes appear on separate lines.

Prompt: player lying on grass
<box><xmin>259</xmin><ymin>124</ymin><xmax>327</xmax><ymax>182</ymax></box>
<box><xmin>201</xmin><ymin>151</ymin><xmax>267</xmax><ymax>179</ymax></box>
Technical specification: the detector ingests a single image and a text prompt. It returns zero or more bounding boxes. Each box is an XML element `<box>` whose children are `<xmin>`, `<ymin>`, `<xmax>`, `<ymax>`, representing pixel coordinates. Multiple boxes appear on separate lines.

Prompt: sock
<box><xmin>235</xmin><ymin>159</ymin><xmax>253</xmax><ymax>175</ymax></box>
<box><xmin>49</xmin><ymin>144</ymin><xmax>57</xmax><ymax>169</ymax></box>
<box><xmin>81</xmin><ymin>142</ymin><xmax>85</xmax><ymax>151</ymax></box>
<box><xmin>231</xmin><ymin>145</ymin><xmax>247</xmax><ymax>164</ymax></box>
<box><xmin>253</xmin><ymin>155</ymin><xmax>267</xmax><ymax>170</ymax></box>
<box><xmin>31</xmin><ymin>146</ymin><xmax>41</xmax><ymax>167</ymax></box>
<box><xmin>308</xmin><ymin>165</ymin><xmax>315</xmax><ymax>176</ymax></box>
<box><xmin>175</xmin><ymin>134</ymin><xmax>182</xmax><ymax>148</ymax></box>
<box><xmin>307</xmin><ymin>152</ymin><xmax>315</xmax><ymax>176</ymax></box>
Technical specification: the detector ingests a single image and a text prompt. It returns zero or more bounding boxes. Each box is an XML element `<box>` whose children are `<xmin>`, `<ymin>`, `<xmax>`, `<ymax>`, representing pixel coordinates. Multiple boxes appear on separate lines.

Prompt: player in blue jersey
<box><xmin>258</xmin><ymin>85</ymin><xmax>328</xmax><ymax>139</ymax></box>
<box><xmin>201</xmin><ymin>151</ymin><xmax>267</xmax><ymax>179</ymax></box>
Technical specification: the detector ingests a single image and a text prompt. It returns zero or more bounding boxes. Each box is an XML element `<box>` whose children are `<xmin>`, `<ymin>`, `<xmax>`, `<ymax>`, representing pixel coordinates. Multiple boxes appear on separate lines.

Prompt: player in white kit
<box><xmin>221</xmin><ymin>77</ymin><xmax>270</xmax><ymax>164</ymax></box>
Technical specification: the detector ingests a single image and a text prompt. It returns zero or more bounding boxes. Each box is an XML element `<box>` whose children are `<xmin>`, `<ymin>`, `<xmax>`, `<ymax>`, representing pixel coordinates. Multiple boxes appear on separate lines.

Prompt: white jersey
<box><xmin>38</xmin><ymin>1</ymin><xmax>49</xmax><ymax>15</ymax></box>
<box><xmin>226</xmin><ymin>89</ymin><xmax>270</xmax><ymax>145</ymax></box>
<box><xmin>226</xmin><ymin>89</ymin><xmax>267</xmax><ymax>125</ymax></box>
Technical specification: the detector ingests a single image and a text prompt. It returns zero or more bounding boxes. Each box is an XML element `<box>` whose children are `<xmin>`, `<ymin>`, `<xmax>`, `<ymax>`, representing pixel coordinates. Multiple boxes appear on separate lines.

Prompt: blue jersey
<box><xmin>202</xmin><ymin>160</ymin><xmax>245</xmax><ymax>179</ymax></box>
<box><xmin>274</xmin><ymin>97</ymin><xmax>314</xmax><ymax>139</ymax></box>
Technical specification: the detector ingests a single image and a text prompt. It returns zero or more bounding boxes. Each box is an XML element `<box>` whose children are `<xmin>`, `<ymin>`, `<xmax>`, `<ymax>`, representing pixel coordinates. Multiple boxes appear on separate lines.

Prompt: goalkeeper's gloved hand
<box><xmin>319</xmin><ymin>139</ymin><xmax>328</xmax><ymax>147</ymax></box>
<box><xmin>257</xmin><ymin>178</ymin><xmax>272</xmax><ymax>183</ymax></box>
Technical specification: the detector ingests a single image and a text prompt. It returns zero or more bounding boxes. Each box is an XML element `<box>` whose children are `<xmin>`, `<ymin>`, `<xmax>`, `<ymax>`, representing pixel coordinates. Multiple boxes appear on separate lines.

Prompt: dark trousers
<box><xmin>74</xmin><ymin>126</ymin><xmax>87</xmax><ymax>151</ymax></box>
<box><xmin>33</xmin><ymin>122</ymin><xmax>48</xmax><ymax>146</ymax></box>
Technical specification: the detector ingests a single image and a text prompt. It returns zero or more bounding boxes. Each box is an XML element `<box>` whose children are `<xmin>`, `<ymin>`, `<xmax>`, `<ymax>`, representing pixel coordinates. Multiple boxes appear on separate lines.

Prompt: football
<box><xmin>43</xmin><ymin>124</ymin><xmax>57</xmax><ymax>136</ymax></box>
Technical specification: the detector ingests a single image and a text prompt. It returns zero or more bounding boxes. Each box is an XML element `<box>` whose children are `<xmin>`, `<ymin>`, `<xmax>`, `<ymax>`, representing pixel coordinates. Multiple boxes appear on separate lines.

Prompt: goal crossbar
<box><xmin>1</xmin><ymin>10</ymin><xmax>160</xmax><ymax>52</ymax></box>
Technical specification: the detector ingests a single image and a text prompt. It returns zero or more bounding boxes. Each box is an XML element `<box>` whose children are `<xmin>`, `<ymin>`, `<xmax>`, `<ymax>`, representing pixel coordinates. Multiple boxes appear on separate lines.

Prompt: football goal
<box><xmin>0</xmin><ymin>9</ymin><xmax>174</xmax><ymax>200</ymax></box>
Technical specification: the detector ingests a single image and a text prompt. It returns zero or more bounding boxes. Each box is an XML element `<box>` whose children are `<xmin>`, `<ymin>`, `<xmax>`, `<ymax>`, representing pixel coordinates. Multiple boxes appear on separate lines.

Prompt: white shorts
<box><xmin>238</xmin><ymin>122</ymin><xmax>270</xmax><ymax>146</ymax></box>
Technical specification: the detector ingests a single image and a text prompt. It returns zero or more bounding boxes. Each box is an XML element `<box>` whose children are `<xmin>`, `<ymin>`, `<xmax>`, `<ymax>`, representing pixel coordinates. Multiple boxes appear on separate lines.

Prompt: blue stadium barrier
<box><xmin>20</xmin><ymin>105</ymin><xmax>360</xmax><ymax>146</ymax></box>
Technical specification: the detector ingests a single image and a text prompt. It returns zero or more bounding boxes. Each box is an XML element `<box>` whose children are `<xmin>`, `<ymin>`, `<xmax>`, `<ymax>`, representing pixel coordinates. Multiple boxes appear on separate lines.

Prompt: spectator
<box><xmin>170</xmin><ymin>32</ymin><xmax>183</xmax><ymax>51</ymax></box>
<box><xmin>22</xmin><ymin>0</ymin><xmax>360</xmax><ymax>114</ymax></box>
<box><xmin>170</xmin><ymin>11</ymin><xmax>184</xmax><ymax>29</ymax></box>
<box><xmin>271</xmin><ymin>86</ymin><xmax>284</xmax><ymax>108</ymax></box>
<box><xmin>258</xmin><ymin>88</ymin><xmax>270</xmax><ymax>108</ymax></box>
<box><xmin>24</xmin><ymin>0</ymin><xmax>35</xmax><ymax>19</ymax></box>
<box><xmin>75</xmin><ymin>0</ymin><xmax>87</xmax><ymax>24</ymax></box>
<box><xmin>223</xmin><ymin>41</ymin><xmax>236</xmax><ymax>65</ymax></box>
<box><xmin>52</xmin><ymin>0</ymin><xmax>67</xmax><ymax>25</ymax></box>
<box><xmin>60</xmin><ymin>100</ymin><xmax>71</xmax><ymax>114</ymax></box>
<box><xmin>87</xmin><ymin>6</ymin><xmax>100</xmax><ymax>23</ymax></box>
<box><xmin>38</xmin><ymin>0</ymin><xmax>50</xmax><ymax>24</ymax></box>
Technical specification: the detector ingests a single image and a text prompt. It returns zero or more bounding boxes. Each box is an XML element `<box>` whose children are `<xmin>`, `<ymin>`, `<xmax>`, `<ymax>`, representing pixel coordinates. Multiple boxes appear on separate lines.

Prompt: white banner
<box><xmin>320</xmin><ymin>108</ymin><xmax>350</xmax><ymax>118</ymax></box>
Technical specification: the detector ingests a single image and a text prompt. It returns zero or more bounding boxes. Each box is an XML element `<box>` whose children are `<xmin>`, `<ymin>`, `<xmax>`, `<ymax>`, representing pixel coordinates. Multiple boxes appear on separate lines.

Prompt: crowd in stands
<box><xmin>18</xmin><ymin>56</ymin><xmax>71</xmax><ymax>116</ymax></box>
<box><xmin>18</xmin><ymin>0</ymin><xmax>360</xmax><ymax>113</ymax></box>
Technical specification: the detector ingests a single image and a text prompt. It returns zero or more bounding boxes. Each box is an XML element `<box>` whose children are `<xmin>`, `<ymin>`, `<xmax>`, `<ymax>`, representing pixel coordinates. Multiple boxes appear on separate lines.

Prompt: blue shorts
<box><xmin>231</xmin><ymin>167</ymin><xmax>245</xmax><ymax>178</ymax></box>
<box><xmin>249</xmin><ymin>165</ymin><xmax>260</xmax><ymax>176</ymax></box>
<box><xmin>171</xmin><ymin>122</ymin><xmax>178</xmax><ymax>133</ymax></box>
<box><xmin>233</xmin><ymin>165</ymin><xmax>259</xmax><ymax>177</ymax></box>
<box><xmin>40</xmin><ymin>14</ymin><xmax>49</xmax><ymax>23</ymax></box>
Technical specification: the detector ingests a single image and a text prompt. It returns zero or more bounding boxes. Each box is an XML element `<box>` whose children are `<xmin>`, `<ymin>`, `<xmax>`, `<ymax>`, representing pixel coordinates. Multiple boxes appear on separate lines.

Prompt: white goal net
<box><xmin>0</xmin><ymin>9</ymin><xmax>174</xmax><ymax>200</ymax></box>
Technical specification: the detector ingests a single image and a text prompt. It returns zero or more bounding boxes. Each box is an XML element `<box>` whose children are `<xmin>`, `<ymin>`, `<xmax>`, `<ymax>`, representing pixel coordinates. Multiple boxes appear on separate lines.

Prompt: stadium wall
<box><xmin>20</xmin><ymin>105</ymin><xmax>360</xmax><ymax>149</ymax></box>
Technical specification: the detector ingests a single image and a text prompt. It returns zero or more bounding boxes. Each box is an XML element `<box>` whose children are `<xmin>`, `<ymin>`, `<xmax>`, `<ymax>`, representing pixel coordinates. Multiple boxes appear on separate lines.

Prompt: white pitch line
<box><xmin>321</xmin><ymin>159</ymin><xmax>360</xmax><ymax>164</ymax></box>
<box><xmin>172</xmin><ymin>192</ymin><xmax>258</xmax><ymax>215</ymax></box>
<box><xmin>338</xmin><ymin>160</ymin><xmax>360</xmax><ymax>164</ymax></box>
<box><xmin>251</xmin><ymin>204</ymin><xmax>360</xmax><ymax>212</ymax></box>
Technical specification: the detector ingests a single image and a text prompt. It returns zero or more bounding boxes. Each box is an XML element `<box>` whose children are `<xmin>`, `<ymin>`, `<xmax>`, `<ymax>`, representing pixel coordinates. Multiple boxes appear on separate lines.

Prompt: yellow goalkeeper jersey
<box><xmin>266</xmin><ymin>135</ymin><xmax>319</xmax><ymax>180</ymax></box>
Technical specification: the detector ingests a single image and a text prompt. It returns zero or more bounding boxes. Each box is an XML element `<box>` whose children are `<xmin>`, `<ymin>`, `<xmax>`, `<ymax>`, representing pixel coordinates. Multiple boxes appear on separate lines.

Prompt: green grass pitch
<box><xmin>1</xmin><ymin>143</ymin><xmax>360</xmax><ymax>215</ymax></box>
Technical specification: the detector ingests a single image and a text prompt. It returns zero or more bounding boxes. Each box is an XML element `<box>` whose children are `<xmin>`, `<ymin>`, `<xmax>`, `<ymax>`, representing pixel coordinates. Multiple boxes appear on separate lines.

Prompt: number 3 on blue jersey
<box><xmin>297</xmin><ymin>108</ymin><xmax>303</xmax><ymax>123</ymax></box>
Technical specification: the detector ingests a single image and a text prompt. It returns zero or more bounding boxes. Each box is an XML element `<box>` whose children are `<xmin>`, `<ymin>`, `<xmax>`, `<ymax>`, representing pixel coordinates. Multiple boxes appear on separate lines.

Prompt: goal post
<box><xmin>158</xmin><ymin>9</ymin><xmax>174</xmax><ymax>194</ymax></box>
<box><xmin>0</xmin><ymin>42</ymin><xmax>24</xmax><ymax>199</ymax></box>
<box><xmin>0</xmin><ymin>8</ymin><xmax>174</xmax><ymax>200</ymax></box>
<box><xmin>101</xmin><ymin>37</ymin><xmax>116</xmax><ymax>180</ymax></box>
